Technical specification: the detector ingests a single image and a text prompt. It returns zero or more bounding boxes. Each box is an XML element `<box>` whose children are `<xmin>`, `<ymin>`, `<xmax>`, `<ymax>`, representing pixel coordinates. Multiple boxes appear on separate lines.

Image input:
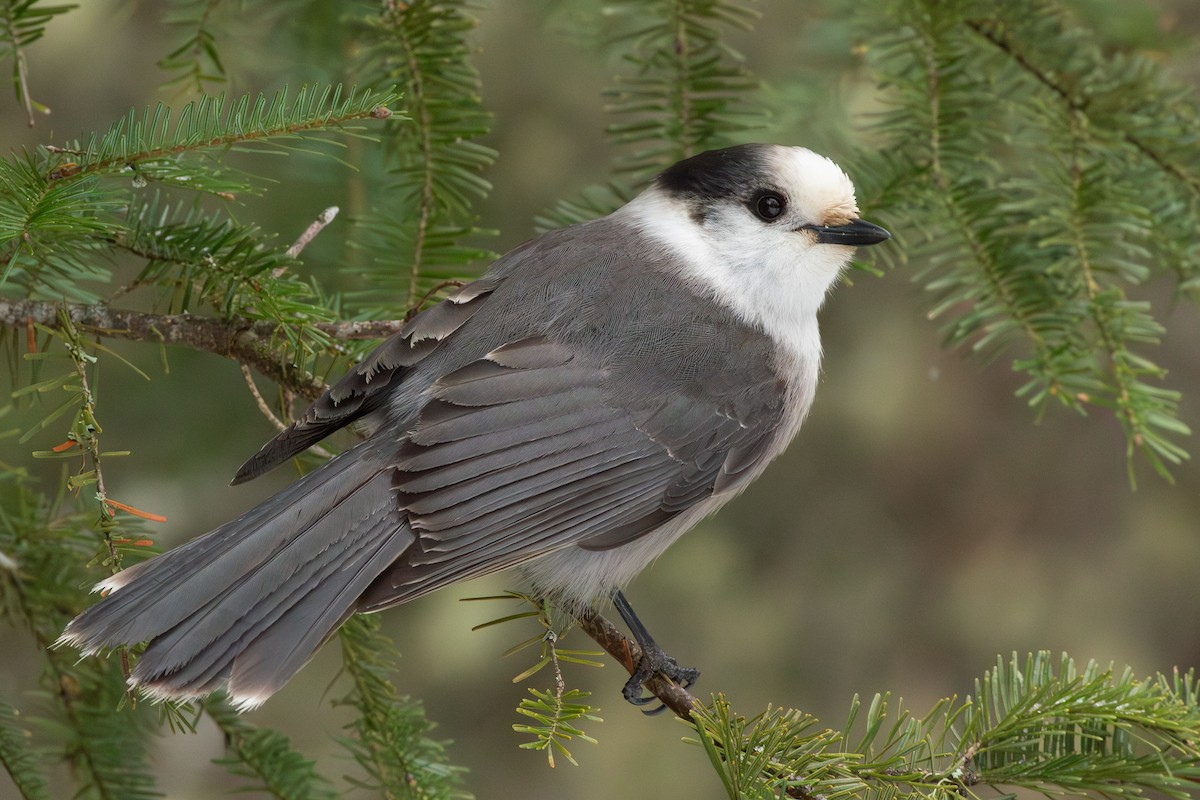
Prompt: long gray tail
<box><xmin>58</xmin><ymin>442</ymin><xmax>413</xmax><ymax>710</ymax></box>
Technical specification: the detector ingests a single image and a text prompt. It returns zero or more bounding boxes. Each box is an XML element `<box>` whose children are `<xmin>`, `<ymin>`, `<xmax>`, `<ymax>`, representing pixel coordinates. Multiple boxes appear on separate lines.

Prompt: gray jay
<box><xmin>60</xmin><ymin>143</ymin><xmax>891</xmax><ymax>711</ymax></box>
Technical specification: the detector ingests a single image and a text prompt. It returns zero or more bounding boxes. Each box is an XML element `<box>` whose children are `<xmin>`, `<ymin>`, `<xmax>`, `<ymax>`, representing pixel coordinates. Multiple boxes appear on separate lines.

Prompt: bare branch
<box><xmin>238</xmin><ymin>363</ymin><xmax>333</xmax><ymax>458</ymax></box>
<box><xmin>0</xmin><ymin>299</ymin><xmax>407</xmax><ymax>401</ymax></box>
<box><xmin>405</xmin><ymin>279</ymin><xmax>465</xmax><ymax>322</ymax></box>
<box><xmin>284</xmin><ymin>206</ymin><xmax>340</xmax><ymax>261</ymax></box>
<box><xmin>313</xmin><ymin>319</ymin><xmax>407</xmax><ymax>339</ymax></box>
<box><xmin>239</xmin><ymin>363</ymin><xmax>291</xmax><ymax>433</ymax></box>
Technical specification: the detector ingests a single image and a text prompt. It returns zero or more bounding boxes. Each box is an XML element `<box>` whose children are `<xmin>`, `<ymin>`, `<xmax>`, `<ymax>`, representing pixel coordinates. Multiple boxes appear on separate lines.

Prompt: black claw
<box><xmin>610</xmin><ymin>589</ymin><xmax>701</xmax><ymax>709</ymax></box>
<box><xmin>620</xmin><ymin>648</ymin><xmax>701</xmax><ymax>707</ymax></box>
<box><xmin>621</xmin><ymin>659</ymin><xmax>659</xmax><ymax>704</ymax></box>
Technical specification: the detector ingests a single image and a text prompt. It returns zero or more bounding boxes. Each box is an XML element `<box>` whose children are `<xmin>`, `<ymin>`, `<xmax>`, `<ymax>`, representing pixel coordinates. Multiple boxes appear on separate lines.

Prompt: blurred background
<box><xmin>2</xmin><ymin>1</ymin><xmax>1199</xmax><ymax>798</ymax></box>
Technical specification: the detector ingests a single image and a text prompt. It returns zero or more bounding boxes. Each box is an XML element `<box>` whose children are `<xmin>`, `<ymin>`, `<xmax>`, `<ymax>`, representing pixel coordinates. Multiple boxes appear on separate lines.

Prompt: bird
<box><xmin>59</xmin><ymin>143</ymin><xmax>891</xmax><ymax>712</ymax></box>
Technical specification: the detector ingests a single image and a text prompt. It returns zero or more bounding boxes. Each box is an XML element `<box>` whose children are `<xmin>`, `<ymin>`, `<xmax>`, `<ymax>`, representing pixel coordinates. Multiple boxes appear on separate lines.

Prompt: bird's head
<box><xmin>619</xmin><ymin>143</ymin><xmax>891</xmax><ymax>354</ymax></box>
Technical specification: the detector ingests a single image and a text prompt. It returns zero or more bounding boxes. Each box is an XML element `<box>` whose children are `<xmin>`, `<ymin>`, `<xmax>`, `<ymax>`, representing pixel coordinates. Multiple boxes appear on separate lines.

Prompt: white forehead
<box><xmin>765</xmin><ymin>146</ymin><xmax>859</xmax><ymax>225</ymax></box>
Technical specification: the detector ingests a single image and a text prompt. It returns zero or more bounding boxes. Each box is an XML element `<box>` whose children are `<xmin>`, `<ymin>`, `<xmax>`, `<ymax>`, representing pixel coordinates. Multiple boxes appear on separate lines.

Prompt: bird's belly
<box><xmin>517</xmin><ymin>495</ymin><xmax>726</xmax><ymax>610</ymax></box>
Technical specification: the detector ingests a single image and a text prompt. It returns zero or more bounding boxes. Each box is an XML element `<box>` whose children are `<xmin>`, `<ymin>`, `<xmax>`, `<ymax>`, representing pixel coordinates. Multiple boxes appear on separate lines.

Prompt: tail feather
<box><xmin>225</xmin><ymin>521</ymin><xmax>408</xmax><ymax>708</ymax></box>
<box><xmin>58</xmin><ymin>443</ymin><xmax>414</xmax><ymax>707</ymax></box>
<box><xmin>62</xmin><ymin>447</ymin><xmax>378</xmax><ymax>651</ymax></box>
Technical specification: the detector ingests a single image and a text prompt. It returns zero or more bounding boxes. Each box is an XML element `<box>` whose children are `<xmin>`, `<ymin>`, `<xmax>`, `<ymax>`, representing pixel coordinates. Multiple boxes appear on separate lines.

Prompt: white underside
<box><xmin>518</xmin><ymin>495</ymin><xmax>726</xmax><ymax>608</ymax></box>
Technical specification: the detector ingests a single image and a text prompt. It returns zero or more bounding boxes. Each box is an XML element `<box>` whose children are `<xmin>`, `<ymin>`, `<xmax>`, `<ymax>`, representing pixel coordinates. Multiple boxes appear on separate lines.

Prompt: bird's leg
<box><xmin>611</xmin><ymin>590</ymin><xmax>700</xmax><ymax>710</ymax></box>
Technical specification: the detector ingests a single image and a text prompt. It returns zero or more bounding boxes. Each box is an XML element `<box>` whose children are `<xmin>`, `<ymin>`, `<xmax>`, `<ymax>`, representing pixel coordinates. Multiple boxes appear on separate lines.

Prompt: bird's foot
<box><xmin>610</xmin><ymin>589</ymin><xmax>699</xmax><ymax>714</ymax></box>
<box><xmin>621</xmin><ymin>641</ymin><xmax>700</xmax><ymax>709</ymax></box>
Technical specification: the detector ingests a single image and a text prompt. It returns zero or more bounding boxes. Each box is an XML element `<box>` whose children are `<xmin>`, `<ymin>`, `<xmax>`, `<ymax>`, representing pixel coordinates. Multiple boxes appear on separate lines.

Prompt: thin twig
<box><xmin>238</xmin><ymin>363</ymin><xmax>333</xmax><ymax>458</ymax></box>
<box><xmin>283</xmin><ymin>206</ymin><xmax>340</xmax><ymax>263</ymax></box>
<box><xmin>574</xmin><ymin>609</ymin><xmax>701</xmax><ymax>722</ymax></box>
<box><xmin>239</xmin><ymin>363</ymin><xmax>290</xmax><ymax>433</ymax></box>
<box><xmin>60</xmin><ymin>319</ymin><xmax>135</xmax><ymax>699</ymax></box>
<box><xmin>404</xmin><ymin>279</ymin><xmax>465</xmax><ymax>321</ymax></box>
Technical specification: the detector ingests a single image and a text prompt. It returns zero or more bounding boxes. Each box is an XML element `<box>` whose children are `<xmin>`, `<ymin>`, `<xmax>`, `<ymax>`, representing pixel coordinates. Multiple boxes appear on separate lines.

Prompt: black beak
<box><xmin>801</xmin><ymin>218</ymin><xmax>891</xmax><ymax>246</ymax></box>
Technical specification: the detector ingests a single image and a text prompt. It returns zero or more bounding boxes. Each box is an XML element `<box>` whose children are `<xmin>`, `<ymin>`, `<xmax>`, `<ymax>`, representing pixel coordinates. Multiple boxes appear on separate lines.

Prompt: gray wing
<box><xmin>231</xmin><ymin>276</ymin><xmax>500</xmax><ymax>485</ymax></box>
<box><xmin>357</xmin><ymin>333</ymin><xmax>786</xmax><ymax>611</ymax></box>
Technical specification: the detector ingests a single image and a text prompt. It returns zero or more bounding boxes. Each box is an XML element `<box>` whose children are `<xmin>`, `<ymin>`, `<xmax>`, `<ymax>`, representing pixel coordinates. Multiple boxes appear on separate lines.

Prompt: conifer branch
<box><xmin>0</xmin><ymin>699</ymin><xmax>49</xmax><ymax>800</ymax></box>
<box><xmin>50</xmin><ymin>317</ymin><xmax>138</xmax><ymax>693</ymax></box>
<box><xmin>859</xmin><ymin>0</ymin><xmax>1196</xmax><ymax>476</ymax></box>
<box><xmin>1</xmin><ymin>490</ymin><xmax>158</xmax><ymax>800</ymax></box>
<box><xmin>391</xmin><ymin>9</ymin><xmax>437</xmax><ymax>306</ymax></box>
<box><xmin>47</xmin><ymin>85</ymin><xmax>396</xmax><ymax>183</ymax></box>
<box><xmin>335</xmin><ymin>615</ymin><xmax>468</xmax><ymax>799</ymax></box>
<box><xmin>540</xmin><ymin>0</ymin><xmax>762</xmax><ymax>228</ymax></box>
<box><xmin>203</xmin><ymin>697</ymin><xmax>338</xmax><ymax>800</ymax></box>
<box><xmin>917</xmin><ymin>16</ymin><xmax>1053</xmax><ymax>374</ymax></box>
<box><xmin>349</xmin><ymin>1</ymin><xmax>496</xmax><ymax>314</ymax></box>
<box><xmin>158</xmin><ymin>0</ymin><xmax>228</xmax><ymax>94</ymax></box>
<box><xmin>0</xmin><ymin>0</ymin><xmax>71</xmax><ymax>126</ymax></box>
<box><xmin>686</xmin><ymin>652</ymin><xmax>1200</xmax><ymax>800</ymax></box>
<box><xmin>963</xmin><ymin>18</ymin><xmax>1200</xmax><ymax>198</ymax></box>
<box><xmin>1063</xmin><ymin>128</ymin><xmax>1148</xmax><ymax>474</ymax></box>
<box><xmin>0</xmin><ymin>299</ymin><xmax>407</xmax><ymax>400</ymax></box>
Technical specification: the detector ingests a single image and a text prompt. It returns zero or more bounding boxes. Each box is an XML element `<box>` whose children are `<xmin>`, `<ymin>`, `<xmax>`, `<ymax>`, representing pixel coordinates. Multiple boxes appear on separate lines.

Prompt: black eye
<box><xmin>752</xmin><ymin>192</ymin><xmax>786</xmax><ymax>222</ymax></box>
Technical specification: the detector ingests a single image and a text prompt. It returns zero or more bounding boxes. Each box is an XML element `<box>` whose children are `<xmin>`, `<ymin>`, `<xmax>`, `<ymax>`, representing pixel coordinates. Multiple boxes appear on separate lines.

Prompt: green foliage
<box><xmin>466</xmin><ymin>593</ymin><xmax>605</xmax><ymax>765</ymax></box>
<box><xmin>204</xmin><ymin>696</ymin><xmax>339</xmax><ymax>800</ymax></box>
<box><xmin>0</xmin><ymin>74</ymin><xmax>418</xmax><ymax>798</ymax></box>
<box><xmin>513</xmin><ymin>687</ymin><xmax>601</xmax><ymax>768</ymax></box>
<box><xmin>0</xmin><ymin>155</ymin><xmax>121</xmax><ymax>300</ymax></box>
<box><xmin>602</xmin><ymin>0</ymin><xmax>763</xmax><ymax>177</ymax></box>
<box><xmin>18</xmin><ymin>313</ymin><xmax>164</xmax><ymax>584</ymax></box>
<box><xmin>690</xmin><ymin>652</ymin><xmax>1200</xmax><ymax>800</ymax></box>
<box><xmin>336</xmin><ymin>615</ymin><xmax>470</xmax><ymax>800</ymax></box>
<box><xmin>0</xmin><ymin>472</ymin><xmax>161</xmax><ymax>800</ymax></box>
<box><xmin>119</xmin><ymin>193</ymin><xmax>339</xmax><ymax>367</ymax></box>
<box><xmin>0</xmin><ymin>1</ymin><xmax>71</xmax><ymax>58</ymax></box>
<box><xmin>0</xmin><ymin>83</ymin><xmax>398</xmax><ymax>303</ymax></box>
<box><xmin>0</xmin><ymin>698</ymin><xmax>48</xmax><ymax>800</ymax></box>
<box><xmin>540</xmin><ymin>0</ymin><xmax>764</xmax><ymax>229</ymax></box>
<box><xmin>157</xmin><ymin>0</ymin><xmax>232</xmax><ymax>94</ymax></box>
<box><xmin>853</xmin><ymin>0</ymin><xmax>1199</xmax><ymax>480</ymax></box>
<box><xmin>63</xmin><ymin>83</ymin><xmax>398</xmax><ymax>187</ymax></box>
<box><xmin>347</xmin><ymin>0</ymin><xmax>498</xmax><ymax>314</ymax></box>
<box><xmin>692</xmin><ymin>699</ymin><xmax>848</xmax><ymax>800</ymax></box>
<box><xmin>962</xmin><ymin>653</ymin><xmax>1200</xmax><ymax>795</ymax></box>
<box><xmin>0</xmin><ymin>0</ymin><xmax>74</xmax><ymax>125</ymax></box>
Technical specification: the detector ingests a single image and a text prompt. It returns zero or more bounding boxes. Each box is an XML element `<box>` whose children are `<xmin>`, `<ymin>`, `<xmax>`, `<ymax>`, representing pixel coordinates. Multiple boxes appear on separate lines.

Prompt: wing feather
<box><xmin>231</xmin><ymin>277</ymin><xmax>499</xmax><ymax>484</ymax></box>
<box><xmin>396</xmin><ymin>416</ymin><xmax>631</xmax><ymax>493</ymax></box>
<box><xmin>358</xmin><ymin>334</ymin><xmax>786</xmax><ymax>610</ymax></box>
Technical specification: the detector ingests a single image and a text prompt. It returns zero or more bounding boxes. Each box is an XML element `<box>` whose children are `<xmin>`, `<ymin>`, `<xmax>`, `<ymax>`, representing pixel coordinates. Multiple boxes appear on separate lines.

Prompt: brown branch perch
<box><xmin>0</xmin><ymin>299</ymin><xmax>406</xmax><ymax>401</ymax></box>
<box><xmin>574</xmin><ymin>609</ymin><xmax>703</xmax><ymax>722</ymax></box>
